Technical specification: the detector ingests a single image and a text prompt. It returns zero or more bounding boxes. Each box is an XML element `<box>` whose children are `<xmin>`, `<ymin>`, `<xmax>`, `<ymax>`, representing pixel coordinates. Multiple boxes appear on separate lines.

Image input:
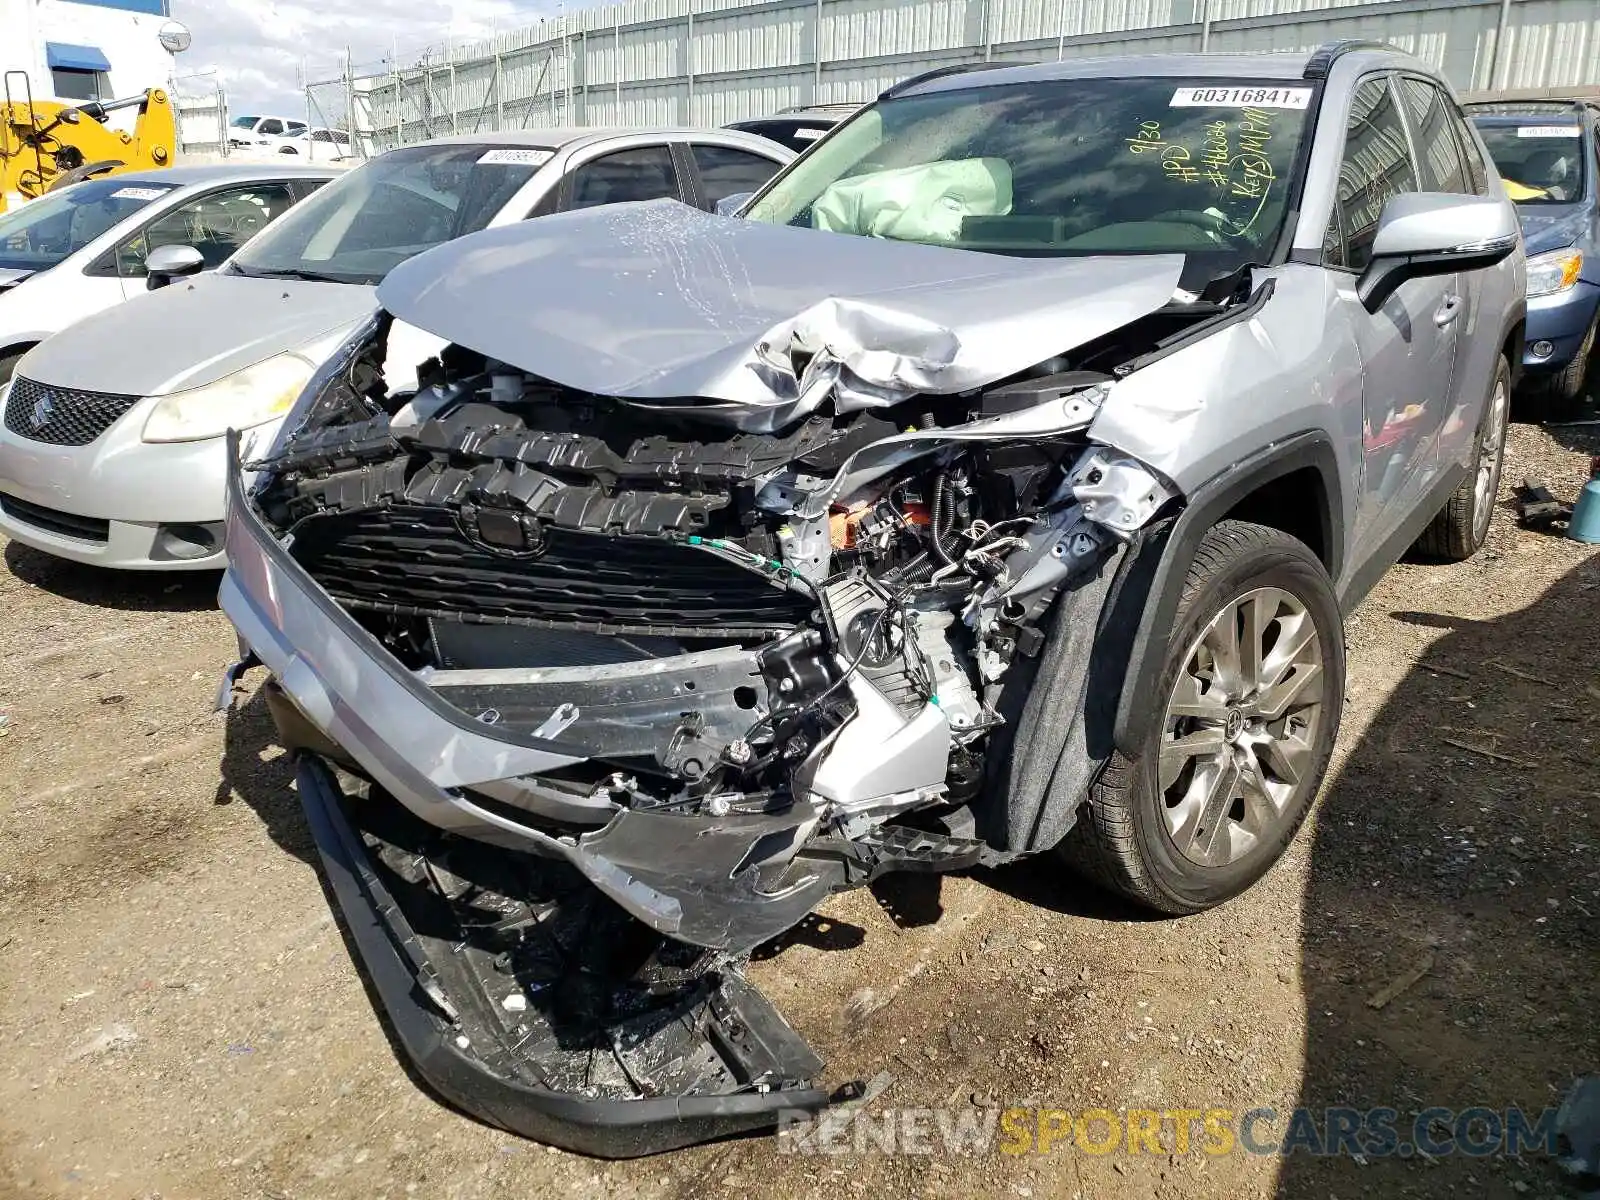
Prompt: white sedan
<box><xmin>0</xmin><ymin>164</ymin><xmax>339</xmax><ymax>382</ymax></box>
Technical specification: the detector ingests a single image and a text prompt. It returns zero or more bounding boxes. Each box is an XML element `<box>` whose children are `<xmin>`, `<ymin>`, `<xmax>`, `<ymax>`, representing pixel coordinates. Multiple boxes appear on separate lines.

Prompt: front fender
<box><xmin>1110</xmin><ymin>431</ymin><xmax>1345</xmax><ymax>760</ymax></box>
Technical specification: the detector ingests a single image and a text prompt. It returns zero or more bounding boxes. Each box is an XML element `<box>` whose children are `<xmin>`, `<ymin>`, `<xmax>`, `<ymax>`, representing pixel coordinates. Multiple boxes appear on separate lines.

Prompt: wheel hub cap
<box><xmin>1223</xmin><ymin>708</ymin><xmax>1246</xmax><ymax>741</ymax></box>
<box><xmin>1158</xmin><ymin>586</ymin><xmax>1328</xmax><ymax>869</ymax></box>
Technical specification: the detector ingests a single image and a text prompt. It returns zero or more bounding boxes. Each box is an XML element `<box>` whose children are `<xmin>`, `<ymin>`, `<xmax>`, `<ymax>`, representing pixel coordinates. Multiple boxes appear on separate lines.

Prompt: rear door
<box><xmin>559</xmin><ymin>145</ymin><xmax>685</xmax><ymax>211</ymax></box>
<box><xmin>680</xmin><ymin>142</ymin><xmax>788</xmax><ymax>211</ymax></box>
<box><xmin>1325</xmin><ymin>74</ymin><xmax>1459</xmax><ymax>561</ymax></box>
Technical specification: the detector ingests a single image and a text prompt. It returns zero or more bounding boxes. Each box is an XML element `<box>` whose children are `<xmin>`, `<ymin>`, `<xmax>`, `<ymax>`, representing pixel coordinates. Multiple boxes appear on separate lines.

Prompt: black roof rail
<box><xmin>880</xmin><ymin>61</ymin><xmax>1026</xmax><ymax>100</ymax></box>
<box><xmin>1302</xmin><ymin>39</ymin><xmax>1398</xmax><ymax>80</ymax></box>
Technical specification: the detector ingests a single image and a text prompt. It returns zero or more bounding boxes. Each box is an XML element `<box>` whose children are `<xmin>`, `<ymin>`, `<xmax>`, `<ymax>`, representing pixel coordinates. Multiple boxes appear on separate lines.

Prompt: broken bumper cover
<box><xmin>217</xmin><ymin>449</ymin><xmax>842</xmax><ymax>953</ymax></box>
<box><xmin>294</xmin><ymin>754</ymin><xmax>829</xmax><ymax>1157</ymax></box>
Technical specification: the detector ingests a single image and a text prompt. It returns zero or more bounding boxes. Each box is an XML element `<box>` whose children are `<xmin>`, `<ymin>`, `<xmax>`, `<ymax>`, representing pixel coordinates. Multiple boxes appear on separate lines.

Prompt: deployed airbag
<box><xmin>811</xmin><ymin>157</ymin><xmax>1014</xmax><ymax>244</ymax></box>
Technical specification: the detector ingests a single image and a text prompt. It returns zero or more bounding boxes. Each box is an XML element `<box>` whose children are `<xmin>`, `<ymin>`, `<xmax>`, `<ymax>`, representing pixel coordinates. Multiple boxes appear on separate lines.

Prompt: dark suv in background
<box><xmin>725</xmin><ymin>102</ymin><xmax>862</xmax><ymax>153</ymax></box>
<box><xmin>1468</xmin><ymin>96</ymin><xmax>1600</xmax><ymax>412</ymax></box>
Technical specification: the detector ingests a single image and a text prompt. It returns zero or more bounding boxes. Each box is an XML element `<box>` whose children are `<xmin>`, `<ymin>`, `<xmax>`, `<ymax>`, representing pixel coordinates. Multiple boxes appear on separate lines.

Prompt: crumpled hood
<box><xmin>1516</xmin><ymin>204</ymin><xmax>1593</xmax><ymax>257</ymax></box>
<box><xmin>377</xmin><ymin>200</ymin><xmax>1186</xmax><ymax>430</ymax></box>
<box><xmin>19</xmin><ymin>270</ymin><xmax>379</xmax><ymax>396</ymax></box>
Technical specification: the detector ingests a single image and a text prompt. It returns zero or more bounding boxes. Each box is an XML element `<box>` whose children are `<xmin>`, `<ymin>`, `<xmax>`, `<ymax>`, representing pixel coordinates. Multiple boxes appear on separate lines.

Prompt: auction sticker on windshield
<box><xmin>1170</xmin><ymin>86</ymin><xmax>1312</xmax><ymax>109</ymax></box>
<box><xmin>1516</xmin><ymin>125</ymin><xmax>1581</xmax><ymax>138</ymax></box>
<box><xmin>477</xmin><ymin>148</ymin><xmax>554</xmax><ymax>166</ymax></box>
<box><xmin>110</xmin><ymin>187</ymin><xmax>169</xmax><ymax>201</ymax></box>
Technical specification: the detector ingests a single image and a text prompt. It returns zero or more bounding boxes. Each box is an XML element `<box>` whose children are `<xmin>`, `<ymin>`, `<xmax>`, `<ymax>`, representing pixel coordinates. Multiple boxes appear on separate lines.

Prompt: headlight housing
<box><xmin>141</xmin><ymin>352</ymin><xmax>315</xmax><ymax>443</ymax></box>
<box><xmin>1526</xmin><ymin>247</ymin><xmax>1584</xmax><ymax>298</ymax></box>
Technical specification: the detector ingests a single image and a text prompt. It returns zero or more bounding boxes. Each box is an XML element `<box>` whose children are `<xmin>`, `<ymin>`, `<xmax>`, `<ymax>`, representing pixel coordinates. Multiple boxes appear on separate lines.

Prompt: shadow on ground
<box><xmin>1279</xmin><ymin>551</ymin><xmax>1600</xmax><ymax>1199</ymax></box>
<box><xmin>4</xmin><ymin>542</ymin><xmax>221</xmax><ymax>612</ymax></box>
<box><xmin>215</xmin><ymin>685</ymin><xmax>316</xmax><ymax>866</ymax></box>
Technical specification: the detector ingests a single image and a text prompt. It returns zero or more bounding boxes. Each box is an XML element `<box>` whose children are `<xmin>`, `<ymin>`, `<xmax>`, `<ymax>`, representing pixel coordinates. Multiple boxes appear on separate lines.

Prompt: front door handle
<box><xmin>1434</xmin><ymin>295</ymin><xmax>1462</xmax><ymax>327</ymax></box>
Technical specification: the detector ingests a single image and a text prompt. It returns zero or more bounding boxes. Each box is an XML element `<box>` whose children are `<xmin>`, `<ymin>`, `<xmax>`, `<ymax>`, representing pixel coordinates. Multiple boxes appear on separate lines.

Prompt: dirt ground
<box><xmin>1</xmin><ymin>418</ymin><xmax>1597</xmax><ymax>1200</ymax></box>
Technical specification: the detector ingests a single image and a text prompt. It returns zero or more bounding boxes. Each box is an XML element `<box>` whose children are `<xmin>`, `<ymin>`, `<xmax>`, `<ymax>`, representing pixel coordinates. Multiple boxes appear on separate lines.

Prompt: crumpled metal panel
<box><xmin>376</xmin><ymin>200</ymin><xmax>1185</xmax><ymax>431</ymax></box>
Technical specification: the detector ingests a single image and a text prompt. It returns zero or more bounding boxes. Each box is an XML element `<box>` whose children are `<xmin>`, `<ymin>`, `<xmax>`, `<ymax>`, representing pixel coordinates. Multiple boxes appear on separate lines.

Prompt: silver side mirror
<box><xmin>1359</xmin><ymin>193</ymin><xmax>1520</xmax><ymax>313</ymax></box>
<box><xmin>145</xmin><ymin>243</ymin><xmax>206</xmax><ymax>291</ymax></box>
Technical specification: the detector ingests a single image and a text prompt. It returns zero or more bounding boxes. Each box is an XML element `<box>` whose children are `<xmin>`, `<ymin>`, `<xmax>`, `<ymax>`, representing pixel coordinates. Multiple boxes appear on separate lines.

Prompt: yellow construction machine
<box><xmin>1</xmin><ymin>70</ymin><xmax>176</xmax><ymax>214</ymax></box>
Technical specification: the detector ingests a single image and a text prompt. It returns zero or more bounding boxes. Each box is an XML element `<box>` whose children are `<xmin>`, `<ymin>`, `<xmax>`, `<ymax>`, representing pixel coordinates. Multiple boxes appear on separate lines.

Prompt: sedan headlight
<box><xmin>1526</xmin><ymin>247</ymin><xmax>1584</xmax><ymax>298</ymax></box>
<box><xmin>142</xmin><ymin>352</ymin><xmax>314</xmax><ymax>443</ymax></box>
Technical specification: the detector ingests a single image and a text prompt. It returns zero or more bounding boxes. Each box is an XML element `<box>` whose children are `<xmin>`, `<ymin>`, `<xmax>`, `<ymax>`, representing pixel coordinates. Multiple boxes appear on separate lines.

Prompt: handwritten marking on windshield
<box><xmin>1124</xmin><ymin>106</ymin><xmax>1284</xmax><ymax>236</ymax></box>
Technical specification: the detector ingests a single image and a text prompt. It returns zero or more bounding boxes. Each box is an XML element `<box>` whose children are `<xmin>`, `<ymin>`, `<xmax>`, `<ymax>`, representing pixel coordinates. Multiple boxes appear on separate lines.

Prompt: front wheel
<box><xmin>1060</xmin><ymin>520</ymin><xmax>1344</xmax><ymax>914</ymax></box>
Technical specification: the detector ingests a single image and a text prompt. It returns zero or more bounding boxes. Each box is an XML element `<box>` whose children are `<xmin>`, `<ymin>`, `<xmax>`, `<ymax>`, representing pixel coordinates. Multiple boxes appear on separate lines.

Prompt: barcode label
<box><xmin>1170</xmin><ymin>86</ymin><xmax>1312</xmax><ymax>109</ymax></box>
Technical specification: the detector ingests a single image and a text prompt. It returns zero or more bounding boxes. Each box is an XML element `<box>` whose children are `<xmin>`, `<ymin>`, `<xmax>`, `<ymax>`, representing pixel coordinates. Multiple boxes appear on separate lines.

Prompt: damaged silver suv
<box><xmin>218</xmin><ymin>42</ymin><xmax>1523</xmax><ymax>1156</ymax></box>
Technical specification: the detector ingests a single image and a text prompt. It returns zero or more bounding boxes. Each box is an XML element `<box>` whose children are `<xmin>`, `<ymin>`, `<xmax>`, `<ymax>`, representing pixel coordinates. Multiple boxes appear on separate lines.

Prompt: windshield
<box><xmin>1474</xmin><ymin>121</ymin><xmax>1588</xmax><ymax>203</ymax></box>
<box><xmin>231</xmin><ymin>116</ymin><xmax>260</xmax><ymax>129</ymax></box>
<box><xmin>229</xmin><ymin>143</ymin><xmax>547</xmax><ymax>285</ymax></box>
<box><xmin>745</xmin><ymin>77</ymin><xmax>1312</xmax><ymax>274</ymax></box>
<box><xmin>0</xmin><ymin>178</ymin><xmax>176</xmax><ymax>272</ymax></box>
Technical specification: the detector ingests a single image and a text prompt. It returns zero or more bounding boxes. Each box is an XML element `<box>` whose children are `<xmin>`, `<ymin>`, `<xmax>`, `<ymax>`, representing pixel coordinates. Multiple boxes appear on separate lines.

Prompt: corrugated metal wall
<box><xmin>347</xmin><ymin>0</ymin><xmax>1600</xmax><ymax>151</ymax></box>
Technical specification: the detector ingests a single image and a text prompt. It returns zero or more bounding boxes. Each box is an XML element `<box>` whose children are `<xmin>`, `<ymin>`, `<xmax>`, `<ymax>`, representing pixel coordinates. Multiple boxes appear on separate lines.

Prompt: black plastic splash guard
<box><xmin>293</xmin><ymin>754</ymin><xmax>831</xmax><ymax>1157</ymax></box>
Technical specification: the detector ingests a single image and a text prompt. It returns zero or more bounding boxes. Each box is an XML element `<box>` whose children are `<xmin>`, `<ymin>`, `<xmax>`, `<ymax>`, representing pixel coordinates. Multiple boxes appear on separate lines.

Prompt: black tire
<box><xmin>1416</xmin><ymin>355</ymin><xmax>1511</xmax><ymax>561</ymax></box>
<box><xmin>1059</xmin><ymin>520</ymin><xmax>1344</xmax><ymax>914</ymax></box>
<box><xmin>1549</xmin><ymin>314</ymin><xmax>1596</xmax><ymax>405</ymax></box>
<box><xmin>45</xmin><ymin>160</ymin><xmax>124</xmax><ymax>192</ymax></box>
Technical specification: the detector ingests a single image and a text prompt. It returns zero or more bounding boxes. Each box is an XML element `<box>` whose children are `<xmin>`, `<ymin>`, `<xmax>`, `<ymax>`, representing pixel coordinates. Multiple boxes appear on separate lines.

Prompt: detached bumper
<box><xmin>294</xmin><ymin>754</ymin><xmax>830</xmax><ymax>1157</ymax></box>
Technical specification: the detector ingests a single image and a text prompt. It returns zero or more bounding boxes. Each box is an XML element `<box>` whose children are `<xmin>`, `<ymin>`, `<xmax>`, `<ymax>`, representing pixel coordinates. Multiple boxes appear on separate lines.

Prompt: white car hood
<box><xmin>18</xmin><ymin>271</ymin><xmax>381</xmax><ymax>396</ymax></box>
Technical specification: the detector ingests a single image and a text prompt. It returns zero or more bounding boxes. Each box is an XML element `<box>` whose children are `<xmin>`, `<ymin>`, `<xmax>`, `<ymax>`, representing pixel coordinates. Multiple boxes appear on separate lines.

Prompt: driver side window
<box><xmin>1325</xmin><ymin>77</ymin><xmax>1419</xmax><ymax>273</ymax></box>
<box><xmin>114</xmin><ymin>184</ymin><xmax>297</xmax><ymax>277</ymax></box>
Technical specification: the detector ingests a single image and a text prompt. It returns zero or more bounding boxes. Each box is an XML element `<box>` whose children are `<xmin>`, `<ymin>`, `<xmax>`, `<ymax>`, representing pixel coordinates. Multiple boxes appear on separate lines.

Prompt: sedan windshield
<box><xmin>745</xmin><ymin>76</ymin><xmax>1312</xmax><ymax>276</ymax></box>
<box><xmin>1474</xmin><ymin>121</ymin><xmax>1587</xmax><ymax>203</ymax></box>
<box><xmin>230</xmin><ymin>143</ymin><xmax>551</xmax><ymax>286</ymax></box>
<box><xmin>0</xmin><ymin>177</ymin><xmax>176</xmax><ymax>272</ymax></box>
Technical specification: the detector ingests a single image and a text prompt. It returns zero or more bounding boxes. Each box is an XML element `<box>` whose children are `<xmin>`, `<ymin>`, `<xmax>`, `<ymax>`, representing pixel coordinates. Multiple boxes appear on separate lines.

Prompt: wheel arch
<box><xmin>1110</xmin><ymin>430</ymin><xmax>1345</xmax><ymax>760</ymax></box>
<box><xmin>1502</xmin><ymin>315</ymin><xmax>1526</xmax><ymax>388</ymax></box>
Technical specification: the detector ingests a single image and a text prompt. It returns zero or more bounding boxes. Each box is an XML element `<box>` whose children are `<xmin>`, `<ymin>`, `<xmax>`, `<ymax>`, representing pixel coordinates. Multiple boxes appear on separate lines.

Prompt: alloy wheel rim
<box><xmin>1473</xmin><ymin>378</ymin><xmax>1509</xmax><ymax>538</ymax></box>
<box><xmin>1158</xmin><ymin>586</ymin><xmax>1326</xmax><ymax>868</ymax></box>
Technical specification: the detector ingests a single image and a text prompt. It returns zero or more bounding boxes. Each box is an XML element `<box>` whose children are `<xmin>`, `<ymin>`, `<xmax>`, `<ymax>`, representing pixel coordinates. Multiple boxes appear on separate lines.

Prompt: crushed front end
<box><xmin>218</xmin><ymin>245</ymin><xmax>1207</xmax><ymax>1150</ymax></box>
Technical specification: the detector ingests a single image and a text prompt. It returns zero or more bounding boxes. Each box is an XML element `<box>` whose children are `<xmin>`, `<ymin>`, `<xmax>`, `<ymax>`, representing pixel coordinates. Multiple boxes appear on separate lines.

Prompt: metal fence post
<box><xmin>686</xmin><ymin>1</ymin><xmax>695</xmax><ymax>126</ymax></box>
<box><xmin>1490</xmin><ymin>0</ymin><xmax>1515</xmax><ymax>88</ymax></box>
<box><xmin>814</xmin><ymin>0</ymin><xmax>824</xmax><ymax>102</ymax></box>
<box><xmin>449</xmin><ymin>45</ymin><xmax>459</xmax><ymax>133</ymax></box>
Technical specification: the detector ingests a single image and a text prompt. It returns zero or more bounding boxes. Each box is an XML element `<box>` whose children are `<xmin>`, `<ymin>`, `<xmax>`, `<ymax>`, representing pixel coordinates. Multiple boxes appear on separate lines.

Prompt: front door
<box><xmin>1326</xmin><ymin>75</ymin><xmax>1459</xmax><ymax>561</ymax></box>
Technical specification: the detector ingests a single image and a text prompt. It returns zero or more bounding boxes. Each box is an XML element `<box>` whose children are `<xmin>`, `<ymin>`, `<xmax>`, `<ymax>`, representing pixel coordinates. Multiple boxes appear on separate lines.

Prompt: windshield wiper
<box><xmin>233</xmin><ymin>265</ymin><xmax>348</xmax><ymax>284</ymax></box>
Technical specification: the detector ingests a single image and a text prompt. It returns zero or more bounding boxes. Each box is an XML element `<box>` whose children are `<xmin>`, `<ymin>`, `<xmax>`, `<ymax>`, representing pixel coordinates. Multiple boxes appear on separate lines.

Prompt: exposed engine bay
<box><xmin>228</xmin><ymin>278</ymin><xmax>1245</xmax><ymax>1154</ymax></box>
<box><xmin>248</xmin><ymin>308</ymin><xmax>1200</xmax><ymax>902</ymax></box>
